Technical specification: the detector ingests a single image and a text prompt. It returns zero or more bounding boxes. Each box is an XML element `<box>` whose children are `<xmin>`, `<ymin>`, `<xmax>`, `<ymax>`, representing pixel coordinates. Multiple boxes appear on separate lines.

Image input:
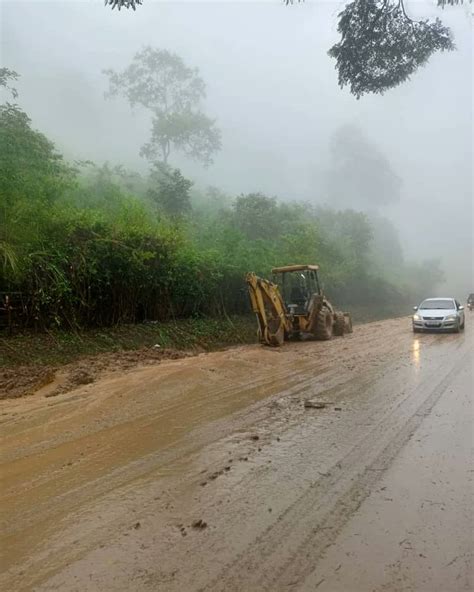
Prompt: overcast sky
<box><xmin>1</xmin><ymin>0</ymin><xmax>472</xmax><ymax>295</ymax></box>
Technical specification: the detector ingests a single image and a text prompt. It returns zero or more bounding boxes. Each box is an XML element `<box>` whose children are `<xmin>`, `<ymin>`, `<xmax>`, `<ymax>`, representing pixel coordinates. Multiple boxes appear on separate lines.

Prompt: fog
<box><xmin>1</xmin><ymin>0</ymin><xmax>472</xmax><ymax>297</ymax></box>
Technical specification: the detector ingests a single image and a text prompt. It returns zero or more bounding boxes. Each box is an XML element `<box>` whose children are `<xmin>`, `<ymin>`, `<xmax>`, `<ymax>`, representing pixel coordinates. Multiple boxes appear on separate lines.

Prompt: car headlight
<box><xmin>413</xmin><ymin>314</ymin><xmax>421</xmax><ymax>321</ymax></box>
<box><xmin>444</xmin><ymin>314</ymin><xmax>457</xmax><ymax>321</ymax></box>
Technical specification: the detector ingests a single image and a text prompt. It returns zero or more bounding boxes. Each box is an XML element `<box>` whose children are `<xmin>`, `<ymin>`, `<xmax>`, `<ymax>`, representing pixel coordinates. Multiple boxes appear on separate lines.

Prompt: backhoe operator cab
<box><xmin>245</xmin><ymin>264</ymin><xmax>353</xmax><ymax>347</ymax></box>
<box><xmin>271</xmin><ymin>265</ymin><xmax>322</xmax><ymax>316</ymax></box>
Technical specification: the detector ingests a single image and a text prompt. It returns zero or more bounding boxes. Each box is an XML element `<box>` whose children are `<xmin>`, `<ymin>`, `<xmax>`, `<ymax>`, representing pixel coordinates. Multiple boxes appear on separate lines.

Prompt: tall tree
<box><xmin>105</xmin><ymin>47</ymin><xmax>221</xmax><ymax>166</ymax></box>
<box><xmin>369</xmin><ymin>214</ymin><xmax>404</xmax><ymax>269</ymax></box>
<box><xmin>324</xmin><ymin>124</ymin><xmax>401</xmax><ymax>210</ymax></box>
<box><xmin>0</xmin><ymin>104</ymin><xmax>74</xmax><ymax>209</ymax></box>
<box><xmin>103</xmin><ymin>1</ymin><xmax>468</xmax><ymax>98</ymax></box>
<box><xmin>230</xmin><ymin>193</ymin><xmax>280</xmax><ymax>241</ymax></box>
<box><xmin>148</xmin><ymin>163</ymin><xmax>193</xmax><ymax>217</ymax></box>
<box><xmin>0</xmin><ymin>100</ymin><xmax>75</xmax><ymax>276</ymax></box>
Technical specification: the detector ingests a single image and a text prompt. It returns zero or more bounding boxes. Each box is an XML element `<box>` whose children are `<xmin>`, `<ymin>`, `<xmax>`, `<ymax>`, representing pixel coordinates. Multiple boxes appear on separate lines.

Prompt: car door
<box><xmin>455</xmin><ymin>300</ymin><xmax>464</xmax><ymax>326</ymax></box>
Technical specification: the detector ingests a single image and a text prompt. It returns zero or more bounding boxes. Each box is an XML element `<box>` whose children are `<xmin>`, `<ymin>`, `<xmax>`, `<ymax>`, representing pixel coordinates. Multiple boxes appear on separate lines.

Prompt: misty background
<box><xmin>1</xmin><ymin>0</ymin><xmax>472</xmax><ymax>297</ymax></box>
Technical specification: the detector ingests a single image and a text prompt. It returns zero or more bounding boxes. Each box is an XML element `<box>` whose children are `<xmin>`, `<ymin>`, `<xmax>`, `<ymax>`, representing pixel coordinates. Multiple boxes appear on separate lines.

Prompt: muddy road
<box><xmin>1</xmin><ymin>317</ymin><xmax>472</xmax><ymax>591</ymax></box>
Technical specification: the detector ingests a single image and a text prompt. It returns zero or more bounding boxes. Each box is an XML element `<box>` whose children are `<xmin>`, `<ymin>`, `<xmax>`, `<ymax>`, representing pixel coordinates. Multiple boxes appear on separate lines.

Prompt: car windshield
<box><xmin>419</xmin><ymin>299</ymin><xmax>454</xmax><ymax>310</ymax></box>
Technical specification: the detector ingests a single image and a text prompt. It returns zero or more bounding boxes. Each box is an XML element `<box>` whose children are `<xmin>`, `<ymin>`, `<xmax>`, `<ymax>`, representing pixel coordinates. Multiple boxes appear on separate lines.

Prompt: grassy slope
<box><xmin>0</xmin><ymin>305</ymin><xmax>409</xmax><ymax>369</ymax></box>
<box><xmin>0</xmin><ymin>316</ymin><xmax>257</xmax><ymax>367</ymax></box>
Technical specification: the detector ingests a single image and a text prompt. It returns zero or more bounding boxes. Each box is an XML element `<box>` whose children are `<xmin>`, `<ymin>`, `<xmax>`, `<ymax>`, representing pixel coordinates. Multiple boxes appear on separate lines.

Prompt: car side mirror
<box><xmin>459</xmin><ymin>305</ymin><xmax>464</xmax><ymax>311</ymax></box>
<box><xmin>413</xmin><ymin>306</ymin><xmax>418</xmax><ymax>311</ymax></box>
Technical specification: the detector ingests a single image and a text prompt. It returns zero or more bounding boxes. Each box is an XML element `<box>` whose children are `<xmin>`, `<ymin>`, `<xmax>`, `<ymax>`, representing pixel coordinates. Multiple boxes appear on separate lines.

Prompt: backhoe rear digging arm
<box><xmin>245</xmin><ymin>273</ymin><xmax>289</xmax><ymax>346</ymax></box>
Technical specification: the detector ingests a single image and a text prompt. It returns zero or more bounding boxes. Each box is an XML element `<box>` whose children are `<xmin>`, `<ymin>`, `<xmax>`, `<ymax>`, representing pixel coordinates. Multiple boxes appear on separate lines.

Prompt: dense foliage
<box><xmin>328</xmin><ymin>0</ymin><xmax>454</xmax><ymax>99</ymax></box>
<box><xmin>0</xmin><ymin>101</ymin><xmax>443</xmax><ymax>330</ymax></box>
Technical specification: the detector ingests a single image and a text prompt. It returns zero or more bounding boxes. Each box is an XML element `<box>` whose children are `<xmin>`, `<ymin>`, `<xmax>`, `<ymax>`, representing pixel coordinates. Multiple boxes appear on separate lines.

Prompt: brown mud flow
<box><xmin>0</xmin><ymin>317</ymin><xmax>472</xmax><ymax>591</ymax></box>
<box><xmin>0</xmin><ymin>347</ymin><xmax>195</xmax><ymax>400</ymax></box>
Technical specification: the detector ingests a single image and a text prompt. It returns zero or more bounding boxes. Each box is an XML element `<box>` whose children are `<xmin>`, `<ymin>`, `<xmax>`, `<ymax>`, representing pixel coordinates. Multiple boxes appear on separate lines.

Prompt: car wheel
<box><xmin>413</xmin><ymin>327</ymin><xmax>421</xmax><ymax>333</ymax></box>
<box><xmin>453</xmin><ymin>321</ymin><xmax>461</xmax><ymax>334</ymax></box>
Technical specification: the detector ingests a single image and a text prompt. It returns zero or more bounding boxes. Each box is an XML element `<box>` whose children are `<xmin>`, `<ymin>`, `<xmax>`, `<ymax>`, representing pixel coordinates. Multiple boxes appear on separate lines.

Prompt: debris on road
<box><xmin>304</xmin><ymin>400</ymin><xmax>329</xmax><ymax>409</ymax></box>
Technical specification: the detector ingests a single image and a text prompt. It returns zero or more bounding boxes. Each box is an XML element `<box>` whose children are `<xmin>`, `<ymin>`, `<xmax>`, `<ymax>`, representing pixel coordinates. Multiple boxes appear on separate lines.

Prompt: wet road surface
<box><xmin>1</xmin><ymin>316</ymin><xmax>472</xmax><ymax>591</ymax></box>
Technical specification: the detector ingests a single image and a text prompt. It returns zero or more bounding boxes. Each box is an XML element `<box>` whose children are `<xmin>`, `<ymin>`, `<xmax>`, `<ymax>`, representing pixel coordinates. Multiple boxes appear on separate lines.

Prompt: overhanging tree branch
<box><xmin>328</xmin><ymin>0</ymin><xmax>455</xmax><ymax>98</ymax></box>
<box><xmin>104</xmin><ymin>1</ymin><xmax>472</xmax><ymax>12</ymax></box>
<box><xmin>0</xmin><ymin>68</ymin><xmax>19</xmax><ymax>99</ymax></box>
<box><xmin>104</xmin><ymin>0</ymin><xmax>142</xmax><ymax>10</ymax></box>
<box><xmin>102</xmin><ymin>1</ymin><xmax>469</xmax><ymax>99</ymax></box>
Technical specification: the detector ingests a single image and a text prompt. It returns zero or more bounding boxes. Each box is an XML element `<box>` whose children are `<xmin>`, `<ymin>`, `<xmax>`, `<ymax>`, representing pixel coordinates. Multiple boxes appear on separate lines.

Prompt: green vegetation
<box><xmin>1</xmin><ymin>68</ymin><xmax>443</xmax><ymax>334</ymax></box>
<box><xmin>328</xmin><ymin>0</ymin><xmax>454</xmax><ymax>99</ymax></box>
<box><xmin>0</xmin><ymin>316</ymin><xmax>257</xmax><ymax>367</ymax></box>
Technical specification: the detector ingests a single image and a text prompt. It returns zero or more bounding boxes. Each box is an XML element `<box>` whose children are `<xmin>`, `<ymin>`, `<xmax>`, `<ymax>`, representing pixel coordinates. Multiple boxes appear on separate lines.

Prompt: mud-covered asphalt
<box><xmin>1</xmin><ymin>316</ymin><xmax>472</xmax><ymax>591</ymax></box>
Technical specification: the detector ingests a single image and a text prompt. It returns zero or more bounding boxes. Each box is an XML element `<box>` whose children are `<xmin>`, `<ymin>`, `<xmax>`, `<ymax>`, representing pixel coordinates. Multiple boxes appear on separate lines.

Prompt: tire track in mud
<box><xmin>198</xmin><ymin>348</ymin><xmax>471</xmax><ymax>592</ymax></box>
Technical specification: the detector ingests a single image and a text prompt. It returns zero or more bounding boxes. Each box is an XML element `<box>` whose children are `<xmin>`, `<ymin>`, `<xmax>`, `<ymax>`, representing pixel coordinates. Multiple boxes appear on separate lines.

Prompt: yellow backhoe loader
<box><xmin>246</xmin><ymin>264</ymin><xmax>352</xmax><ymax>346</ymax></box>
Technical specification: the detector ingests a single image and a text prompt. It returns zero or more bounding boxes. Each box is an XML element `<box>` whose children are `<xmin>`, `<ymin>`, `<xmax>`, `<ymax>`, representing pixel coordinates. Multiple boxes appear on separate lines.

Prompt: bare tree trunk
<box><xmin>161</xmin><ymin>139</ymin><xmax>171</xmax><ymax>165</ymax></box>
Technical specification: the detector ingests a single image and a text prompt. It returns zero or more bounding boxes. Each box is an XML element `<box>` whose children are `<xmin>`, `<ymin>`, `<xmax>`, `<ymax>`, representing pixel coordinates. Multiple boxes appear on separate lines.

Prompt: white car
<box><xmin>412</xmin><ymin>298</ymin><xmax>465</xmax><ymax>333</ymax></box>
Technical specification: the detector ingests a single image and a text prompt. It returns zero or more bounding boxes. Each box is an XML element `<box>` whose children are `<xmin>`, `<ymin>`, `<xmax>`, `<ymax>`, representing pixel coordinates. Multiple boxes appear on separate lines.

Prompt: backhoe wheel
<box><xmin>344</xmin><ymin>313</ymin><xmax>353</xmax><ymax>334</ymax></box>
<box><xmin>314</xmin><ymin>307</ymin><xmax>333</xmax><ymax>341</ymax></box>
<box><xmin>334</xmin><ymin>311</ymin><xmax>345</xmax><ymax>336</ymax></box>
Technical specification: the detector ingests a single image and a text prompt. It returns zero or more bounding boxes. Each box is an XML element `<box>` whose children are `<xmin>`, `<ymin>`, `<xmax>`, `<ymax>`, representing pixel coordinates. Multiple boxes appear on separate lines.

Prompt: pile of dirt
<box><xmin>67</xmin><ymin>346</ymin><xmax>197</xmax><ymax>376</ymax></box>
<box><xmin>0</xmin><ymin>367</ymin><xmax>56</xmax><ymax>400</ymax></box>
<box><xmin>1</xmin><ymin>346</ymin><xmax>198</xmax><ymax>400</ymax></box>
